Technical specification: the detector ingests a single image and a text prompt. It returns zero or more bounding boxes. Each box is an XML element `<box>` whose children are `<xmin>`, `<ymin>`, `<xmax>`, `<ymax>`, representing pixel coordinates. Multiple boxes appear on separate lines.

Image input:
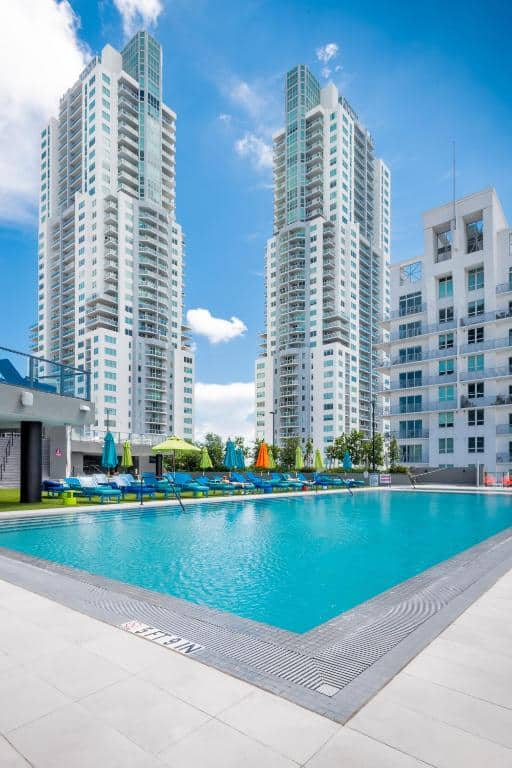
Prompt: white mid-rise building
<box><xmin>255</xmin><ymin>66</ymin><xmax>390</xmax><ymax>451</ymax></box>
<box><xmin>379</xmin><ymin>188</ymin><xmax>512</xmax><ymax>472</ymax></box>
<box><xmin>35</xmin><ymin>31</ymin><xmax>194</xmax><ymax>442</ymax></box>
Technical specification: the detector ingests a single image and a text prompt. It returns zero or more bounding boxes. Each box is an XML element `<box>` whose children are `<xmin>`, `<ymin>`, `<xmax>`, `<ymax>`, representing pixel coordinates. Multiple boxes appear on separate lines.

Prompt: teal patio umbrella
<box><xmin>235</xmin><ymin>447</ymin><xmax>246</xmax><ymax>470</ymax></box>
<box><xmin>223</xmin><ymin>439</ymin><xmax>237</xmax><ymax>471</ymax></box>
<box><xmin>101</xmin><ymin>431</ymin><xmax>117</xmax><ymax>473</ymax></box>
<box><xmin>343</xmin><ymin>451</ymin><xmax>353</xmax><ymax>472</ymax></box>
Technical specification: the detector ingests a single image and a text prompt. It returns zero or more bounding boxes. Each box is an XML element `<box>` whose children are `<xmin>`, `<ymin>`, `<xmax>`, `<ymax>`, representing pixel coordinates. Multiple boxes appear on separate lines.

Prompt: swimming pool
<box><xmin>0</xmin><ymin>491</ymin><xmax>510</xmax><ymax>632</ymax></box>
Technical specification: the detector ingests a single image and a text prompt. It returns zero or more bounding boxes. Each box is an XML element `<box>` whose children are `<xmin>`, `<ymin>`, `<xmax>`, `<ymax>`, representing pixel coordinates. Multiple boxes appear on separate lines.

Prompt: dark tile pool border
<box><xmin>0</xmin><ymin>491</ymin><xmax>511</xmax><ymax>722</ymax></box>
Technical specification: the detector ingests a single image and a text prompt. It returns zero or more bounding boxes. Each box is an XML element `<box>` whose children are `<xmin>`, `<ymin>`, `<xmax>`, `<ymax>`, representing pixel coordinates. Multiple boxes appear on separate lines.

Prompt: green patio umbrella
<box><xmin>313</xmin><ymin>448</ymin><xmax>324</xmax><ymax>471</ymax></box>
<box><xmin>101</xmin><ymin>431</ymin><xmax>117</xmax><ymax>473</ymax></box>
<box><xmin>199</xmin><ymin>446</ymin><xmax>213</xmax><ymax>473</ymax></box>
<box><xmin>152</xmin><ymin>435</ymin><xmax>201</xmax><ymax>477</ymax></box>
<box><xmin>294</xmin><ymin>444</ymin><xmax>304</xmax><ymax>471</ymax></box>
<box><xmin>267</xmin><ymin>447</ymin><xmax>276</xmax><ymax>470</ymax></box>
<box><xmin>120</xmin><ymin>440</ymin><xmax>133</xmax><ymax>469</ymax></box>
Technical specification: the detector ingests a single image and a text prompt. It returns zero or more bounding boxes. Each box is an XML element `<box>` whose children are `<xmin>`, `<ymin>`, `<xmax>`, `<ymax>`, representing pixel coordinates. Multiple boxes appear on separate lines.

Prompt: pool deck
<box><xmin>0</xmin><ymin>569</ymin><xmax>511</xmax><ymax>766</ymax></box>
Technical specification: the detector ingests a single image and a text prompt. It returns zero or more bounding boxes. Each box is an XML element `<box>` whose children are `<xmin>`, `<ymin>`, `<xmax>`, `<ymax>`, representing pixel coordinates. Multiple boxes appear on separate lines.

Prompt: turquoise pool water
<box><xmin>0</xmin><ymin>491</ymin><xmax>511</xmax><ymax>632</ymax></box>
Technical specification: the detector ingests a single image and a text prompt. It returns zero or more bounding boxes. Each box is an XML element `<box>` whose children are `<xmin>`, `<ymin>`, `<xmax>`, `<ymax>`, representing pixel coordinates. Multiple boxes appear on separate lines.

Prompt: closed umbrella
<box><xmin>120</xmin><ymin>440</ymin><xmax>133</xmax><ymax>470</ymax></box>
<box><xmin>267</xmin><ymin>447</ymin><xmax>276</xmax><ymax>470</ymax></box>
<box><xmin>294</xmin><ymin>444</ymin><xmax>304</xmax><ymax>471</ymax></box>
<box><xmin>235</xmin><ymin>447</ymin><xmax>246</xmax><ymax>470</ymax></box>
<box><xmin>255</xmin><ymin>442</ymin><xmax>270</xmax><ymax>470</ymax></box>
<box><xmin>223</xmin><ymin>439</ymin><xmax>237</xmax><ymax>472</ymax></box>
<box><xmin>343</xmin><ymin>451</ymin><xmax>353</xmax><ymax>472</ymax></box>
<box><xmin>313</xmin><ymin>448</ymin><xmax>324</xmax><ymax>471</ymax></box>
<box><xmin>199</xmin><ymin>446</ymin><xmax>213</xmax><ymax>474</ymax></box>
<box><xmin>152</xmin><ymin>435</ymin><xmax>200</xmax><ymax>478</ymax></box>
<box><xmin>101</xmin><ymin>431</ymin><xmax>117</xmax><ymax>473</ymax></box>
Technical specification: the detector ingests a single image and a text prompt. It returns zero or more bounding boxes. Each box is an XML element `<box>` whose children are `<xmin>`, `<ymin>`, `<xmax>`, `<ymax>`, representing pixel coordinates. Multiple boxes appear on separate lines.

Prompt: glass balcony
<box><xmin>460</xmin><ymin>394</ymin><xmax>512</xmax><ymax>408</ymax></box>
<box><xmin>496</xmin><ymin>453</ymin><xmax>512</xmax><ymax>464</ymax></box>
<box><xmin>0</xmin><ymin>345</ymin><xmax>90</xmax><ymax>401</ymax></box>
<box><xmin>496</xmin><ymin>424</ymin><xmax>512</xmax><ymax>434</ymax></box>
<box><xmin>390</xmin><ymin>399</ymin><xmax>457</xmax><ymax>414</ymax></box>
<box><xmin>459</xmin><ymin>308</ymin><xmax>512</xmax><ymax>326</ymax></box>
<box><xmin>391</xmin><ymin>429</ymin><xmax>429</xmax><ymax>439</ymax></box>
<box><xmin>389</xmin><ymin>303</ymin><xmax>427</xmax><ymax>320</ymax></box>
<box><xmin>459</xmin><ymin>366</ymin><xmax>512</xmax><ymax>382</ymax></box>
<box><xmin>496</xmin><ymin>281</ymin><xmax>512</xmax><ymax>294</ymax></box>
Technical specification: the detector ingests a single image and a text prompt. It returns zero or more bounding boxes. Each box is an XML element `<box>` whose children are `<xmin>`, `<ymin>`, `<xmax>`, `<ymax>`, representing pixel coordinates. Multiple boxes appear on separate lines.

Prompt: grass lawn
<box><xmin>0</xmin><ymin>486</ymin><xmax>207</xmax><ymax>513</ymax></box>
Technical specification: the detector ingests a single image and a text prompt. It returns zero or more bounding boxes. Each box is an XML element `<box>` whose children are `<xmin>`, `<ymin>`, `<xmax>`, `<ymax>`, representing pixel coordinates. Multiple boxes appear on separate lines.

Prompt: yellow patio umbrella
<box><xmin>267</xmin><ymin>447</ymin><xmax>276</xmax><ymax>470</ymax></box>
<box><xmin>152</xmin><ymin>435</ymin><xmax>201</xmax><ymax>477</ymax></box>
<box><xmin>120</xmin><ymin>440</ymin><xmax>133</xmax><ymax>469</ymax></box>
<box><xmin>313</xmin><ymin>449</ymin><xmax>324</xmax><ymax>471</ymax></box>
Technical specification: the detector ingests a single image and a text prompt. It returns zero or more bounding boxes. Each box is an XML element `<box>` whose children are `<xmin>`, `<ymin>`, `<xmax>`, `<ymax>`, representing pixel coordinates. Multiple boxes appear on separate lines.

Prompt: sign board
<box><xmin>369</xmin><ymin>473</ymin><xmax>379</xmax><ymax>487</ymax></box>
<box><xmin>55</xmin><ymin>448</ymin><xmax>63</xmax><ymax>457</ymax></box>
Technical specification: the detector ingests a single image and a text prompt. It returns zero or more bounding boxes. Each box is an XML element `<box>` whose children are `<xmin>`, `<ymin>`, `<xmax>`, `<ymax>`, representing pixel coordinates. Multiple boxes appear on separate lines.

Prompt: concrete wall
<box><xmin>0</xmin><ymin>382</ymin><xmax>94</xmax><ymax>430</ymax></box>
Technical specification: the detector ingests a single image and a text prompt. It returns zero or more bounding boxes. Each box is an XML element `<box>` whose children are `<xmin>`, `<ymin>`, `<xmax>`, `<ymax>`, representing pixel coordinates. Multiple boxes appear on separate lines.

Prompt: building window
<box><xmin>468</xmin><ymin>327</ymin><xmax>484</xmax><ymax>344</ymax></box>
<box><xmin>399</xmin><ymin>321</ymin><xmax>422</xmax><ymax>339</ymax></box>
<box><xmin>468</xmin><ymin>266</ymin><xmax>484</xmax><ymax>291</ymax></box>
<box><xmin>439</xmin><ymin>437</ymin><xmax>454</xmax><ymax>454</ymax></box>
<box><xmin>438</xmin><ymin>411</ymin><xmax>454</xmax><ymax>428</ymax></box>
<box><xmin>399</xmin><ymin>291</ymin><xmax>422</xmax><ymax>317</ymax></box>
<box><xmin>399</xmin><ymin>261</ymin><xmax>422</xmax><ymax>285</ymax></box>
<box><xmin>399</xmin><ymin>346</ymin><xmax>422</xmax><ymax>363</ymax></box>
<box><xmin>438</xmin><ymin>275</ymin><xmax>453</xmax><ymax>298</ymax></box>
<box><xmin>399</xmin><ymin>395</ymin><xmax>422</xmax><ymax>413</ymax></box>
<box><xmin>468</xmin><ymin>299</ymin><xmax>485</xmax><ymax>318</ymax></box>
<box><xmin>466</xmin><ymin>217</ymin><xmax>483</xmax><ymax>253</ymax></box>
<box><xmin>439</xmin><ymin>332</ymin><xmax>454</xmax><ymax>349</ymax></box>
<box><xmin>439</xmin><ymin>359</ymin><xmax>455</xmax><ymax>376</ymax></box>
<box><xmin>468</xmin><ymin>409</ymin><xmax>484</xmax><ymax>426</ymax></box>
<box><xmin>435</xmin><ymin>226</ymin><xmax>452</xmax><ymax>262</ymax></box>
<box><xmin>398</xmin><ymin>419</ymin><xmax>423</xmax><ymax>438</ymax></box>
<box><xmin>439</xmin><ymin>306</ymin><xmax>454</xmax><ymax>324</ymax></box>
<box><xmin>400</xmin><ymin>444</ymin><xmax>423</xmax><ymax>463</ymax></box>
<box><xmin>468</xmin><ymin>382</ymin><xmax>484</xmax><ymax>399</ymax></box>
<box><xmin>399</xmin><ymin>370</ymin><xmax>422</xmax><ymax>388</ymax></box>
<box><xmin>439</xmin><ymin>384</ymin><xmax>455</xmax><ymax>402</ymax></box>
<box><xmin>468</xmin><ymin>436</ymin><xmax>484</xmax><ymax>453</ymax></box>
<box><xmin>468</xmin><ymin>354</ymin><xmax>484</xmax><ymax>372</ymax></box>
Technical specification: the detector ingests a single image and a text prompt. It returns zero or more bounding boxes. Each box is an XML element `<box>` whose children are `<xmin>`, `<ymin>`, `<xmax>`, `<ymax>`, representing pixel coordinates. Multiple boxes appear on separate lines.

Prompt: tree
<box><xmin>363</xmin><ymin>433</ymin><xmax>384</xmax><ymax>469</ymax></box>
<box><xmin>203</xmin><ymin>433</ymin><xmax>224</xmax><ymax>470</ymax></box>
<box><xmin>330</xmin><ymin>434</ymin><xmax>348</xmax><ymax>464</ymax></box>
<box><xmin>389</xmin><ymin>437</ymin><xmax>400</xmax><ymax>470</ymax></box>
<box><xmin>345</xmin><ymin>430</ymin><xmax>366</xmax><ymax>466</ymax></box>
<box><xmin>269</xmin><ymin>444</ymin><xmax>281</xmax><ymax>466</ymax></box>
<box><xmin>279</xmin><ymin>437</ymin><xmax>300</xmax><ymax>470</ymax></box>
<box><xmin>304</xmin><ymin>436</ymin><xmax>314</xmax><ymax>467</ymax></box>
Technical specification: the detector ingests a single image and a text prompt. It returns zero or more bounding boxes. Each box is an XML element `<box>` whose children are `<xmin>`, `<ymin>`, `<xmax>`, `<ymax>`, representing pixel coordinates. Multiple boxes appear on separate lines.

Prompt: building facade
<box><xmin>255</xmin><ymin>67</ymin><xmax>390</xmax><ymax>452</ymax></box>
<box><xmin>379</xmin><ymin>188</ymin><xmax>512</xmax><ymax>472</ymax></box>
<box><xmin>35</xmin><ymin>31</ymin><xmax>194</xmax><ymax>442</ymax></box>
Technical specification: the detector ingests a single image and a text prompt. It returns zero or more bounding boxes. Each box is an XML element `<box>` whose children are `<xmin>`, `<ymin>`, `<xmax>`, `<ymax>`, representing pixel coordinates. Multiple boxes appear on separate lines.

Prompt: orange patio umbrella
<box><xmin>255</xmin><ymin>441</ymin><xmax>270</xmax><ymax>469</ymax></box>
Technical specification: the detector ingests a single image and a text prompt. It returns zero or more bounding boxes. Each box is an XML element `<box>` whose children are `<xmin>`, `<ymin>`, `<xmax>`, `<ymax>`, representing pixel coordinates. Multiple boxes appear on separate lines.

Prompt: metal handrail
<box><xmin>0</xmin><ymin>432</ymin><xmax>15</xmax><ymax>481</ymax></box>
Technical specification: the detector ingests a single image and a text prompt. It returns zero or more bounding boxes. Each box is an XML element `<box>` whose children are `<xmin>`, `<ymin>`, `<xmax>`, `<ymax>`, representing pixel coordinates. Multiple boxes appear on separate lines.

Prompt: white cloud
<box><xmin>187</xmin><ymin>308</ymin><xmax>247</xmax><ymax>344</ymax></box>
<box><xmin>321</xmin><ymin>66</ymin><xmax>331</xmax><ymax>79</ymax></box>
<box><xmin>195</xmin><ymin>382</ymin><xmax>255</xmax><ymax>442</ymax></box>
<box><xmin>0</xmin><ymin>0</ymin><xmax>88</xmax><ymax>223</ymax></box>
<box><xmin>112</xmin><ymin>0</ymin><xmax>163</xmax><ymax>37</ymax></box>
<box><xmin>228</xmin><ymin>80</ymin><xmax>265</xmax><ymax>120</ymax></box>
<box><xmin>316</xmin><ymin>42</ymin><xmax>339</xmax><ymax>63</ymax></box>
<box><xmin>234</xmin><ymin>133</ymin><xmax>272</xmax><ymax>170</ymax></box>
<box><xmin>218</xmin><ymin>113</ymin><xmax>232</xmax><ymax>123</ymax></box>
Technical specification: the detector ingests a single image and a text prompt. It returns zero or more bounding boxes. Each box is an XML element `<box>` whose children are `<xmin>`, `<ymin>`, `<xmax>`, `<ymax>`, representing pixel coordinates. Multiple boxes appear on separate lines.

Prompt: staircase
<box><xmin>0</xmin><ymin>432</ymin><xmax>20</xmax><ymax>487</ymax></box>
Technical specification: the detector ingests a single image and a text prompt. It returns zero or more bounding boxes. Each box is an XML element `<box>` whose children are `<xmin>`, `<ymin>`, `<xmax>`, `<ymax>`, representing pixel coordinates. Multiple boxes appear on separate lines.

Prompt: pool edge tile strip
<box><xmin>1</xmin><ymin>522</ymin><xmax>512</xmax><ymax>723</ymax></box>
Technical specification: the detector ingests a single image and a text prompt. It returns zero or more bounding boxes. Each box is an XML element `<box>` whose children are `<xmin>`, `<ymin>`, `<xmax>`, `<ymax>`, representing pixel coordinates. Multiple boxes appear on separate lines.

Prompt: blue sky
<box><xmin>0</xmin><ymin>0</ymin><xmax>510</xmax><ymax>436</ymax></box>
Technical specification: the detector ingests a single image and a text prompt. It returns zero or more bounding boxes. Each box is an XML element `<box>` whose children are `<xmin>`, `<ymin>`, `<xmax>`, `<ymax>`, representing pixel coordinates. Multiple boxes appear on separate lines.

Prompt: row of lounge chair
<box><xmin>41</xmin><ymin>471</ymin><xmax>366</xmax><ymax>504</ymax></box>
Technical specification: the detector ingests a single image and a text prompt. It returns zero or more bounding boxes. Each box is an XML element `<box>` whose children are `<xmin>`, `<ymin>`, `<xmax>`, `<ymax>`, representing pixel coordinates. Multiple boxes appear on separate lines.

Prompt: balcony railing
<box><xmin>391</xmin><ymin>430</ymin><xmax>429</xmax><ymax>439</ymax></box>
<box><xmin>458</xmin><ymin>336</ymin><xmax>511</xmax><ymax>354</ymax></box>
<box><xmin>496</xmin><ymin>282</ymin><xmax>512</xmax><ymax>294</ymax></box>
<box><xmin>460</xmin><ymin>394</ymin><xmax>512</xmax><ymax>408</ymax></box>
<box><xmin>460</xmin><ymin>308</ymin><xmax>512</xmax><ymax>326</ymax></box>
<box><xmin>0</xmin><ymin>345</ymin><xmax>90</xmax><ymax>401</ymax></box>
<box><xmin>496</xmin><ymin>424</ymin><xmax>512</xmax><ymax>434</ymax></box>
<box><xmin>384</xmin><ymin>373</ymin><xmax>457</xmax><ymax>392</ymax></box>
<box><xmin>496</xmin><ymin>453</ymin><xmax>512</xmax><ymax>464</ymax></box>
<box><xmin>390</xmin><ymin>399</ymin><xmax>457</xmax><ymax>415</ymax></box>
<box><xmin>389</xmin><ymin>303</ymin><xmax>427</xmax><ymax>320</ymax></box>
<box><xmin>459</xmin><ymin>366</ymin><xmax>512</xmax><ymax>382</ymax></box>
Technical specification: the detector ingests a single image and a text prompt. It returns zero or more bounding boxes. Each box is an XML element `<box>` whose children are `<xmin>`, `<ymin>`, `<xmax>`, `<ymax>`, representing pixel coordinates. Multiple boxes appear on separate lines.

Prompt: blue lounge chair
<box><xmin>296</xmin><ymin>472</ymin><xmax>316</xmax><ymax>488</ymax></box>
<box><xmin>196</xmin><ymin>475</ymin><xmax>237</xmax><ymax>494</ymax></box>
<box><xmin>244</xmin><ymin>472</ymin><xmax>277</xmax><ymax>492</ymax></box>
<box><xmin>42</xmin><ymin>479</ymin><xmax>70</xmax><ymax>498</ymax></box>
<box><xmin>110</xmin><ymin>474</ymin><xmax>156</xmax><ymax>500</ymax></box>
<box><xmin>229</xmin><ymin>472</ymin><xmax>257</xmax><ymax>492</ymax></box>
<box><xmin>271</xmin><ymin>472</ymin><xmax>304</xmax><ymax>489</ymax></box>
<box><xmin>313</xmin><ymin>473</ymin><xmax>344</xmax><ymax>488</ymax></box>
<box><xmin>164</xmin><ymin>473</ymin><xmax>210</xmax><ymax>497</ymax></box>
<box><xmin>65</xmin><ymin>477</ymin><xmax>122</xmax><ymax>503</ymax></box>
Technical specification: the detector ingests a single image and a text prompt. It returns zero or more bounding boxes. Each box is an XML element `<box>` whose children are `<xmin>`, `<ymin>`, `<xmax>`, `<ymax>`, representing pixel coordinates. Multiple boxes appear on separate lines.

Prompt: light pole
<box><xmin>269</xmin><ymin>410</ymin><xmax>276</xmax><ymax>448</ymax></box>
<box><xmin>371</xmin><ymin>399</ymin><xmax>376</xmax><ymax>472</ymax></box>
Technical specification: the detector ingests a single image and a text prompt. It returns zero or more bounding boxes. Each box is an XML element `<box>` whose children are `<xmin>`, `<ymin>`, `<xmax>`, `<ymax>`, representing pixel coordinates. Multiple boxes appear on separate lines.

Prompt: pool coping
<box><xmin>0</xmin><ymin>489</ymin><xmax>511</xmax><ymax>722</ymax></box>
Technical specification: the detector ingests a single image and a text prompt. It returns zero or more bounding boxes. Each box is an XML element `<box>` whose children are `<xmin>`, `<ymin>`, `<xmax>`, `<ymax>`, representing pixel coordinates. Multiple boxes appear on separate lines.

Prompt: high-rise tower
<box><xmin>255</xmin><ymin>67</ymin><xmax>390</xmax><ymax>453</ymax></box>
<box><xmin>35</xmin><ymin>32</ymin><xmax>194</xmax><ymax>441</ymax></box>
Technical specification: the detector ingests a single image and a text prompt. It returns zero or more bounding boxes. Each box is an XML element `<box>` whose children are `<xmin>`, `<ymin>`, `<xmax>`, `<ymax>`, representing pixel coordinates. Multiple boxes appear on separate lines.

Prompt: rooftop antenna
<box><xmin>451</xmin><ymin>140</ymin><xmax>456</xmax><ymax>230</ymax></box>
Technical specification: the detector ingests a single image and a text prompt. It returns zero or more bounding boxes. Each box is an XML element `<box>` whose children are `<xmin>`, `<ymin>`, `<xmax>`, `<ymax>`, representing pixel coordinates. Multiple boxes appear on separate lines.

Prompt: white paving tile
<box><xmin>305</xmin><ymin>726</ymin><xmax>430</xmax><ymax>767</ymax></box>
<box><xmin>219</xmin><ymin>688</ymin><xmax>339</xmax><ymax>764</ymax></box>
<box><xmin>442</xmin><ymin>612</ymin><xmax>512</xmax><ymax>658</ymax></box>
<box><xmin>0</xmin><ymin>612</ymin><xmax>71</xmax><ymax>663</ymax></box>
<box><xmin>83</xmin><ymin>625</ymin><xmax>172</xmax><ymax>672</ymax></box>
<box><xmin>405</xmin><ymin>648</ymin><xmax>512</xmax><ymax>709</ymax></box>
<box><xmin>22</xmin><ymin>644</ymin><xmax>130</xmax><ymax>699</ymax></box>
<box><xmin>349</xmin><ymin>694</ymin><xmax>512</xmax><ymax>768</ymax></box>
<box><xmin>80</xmin><ymin>676</ymin><xmax>209</xmax><ymax>754</ymax></box>
<box><xmin>381</xmin><ymin>672</ymin><xmax>512</xmax><ymax>749</ymax></box>
<box><xmin>0</xmin><ymin>649</ymin><xmax>17</xmax><ymax>674</ymax></box>
<box><xmin>159</xmin><ymin>718</ymin><xmax>298</xmax><ymax>768</ymax></box>
<box><xmin>0</xmin><ymin>667</ymin><xmax>70</xmax><ymax>734</ymax></box>
<box><xmin>8</xmin><ymin>703</ymin><xmax>161</xmax><ymax>768</ymax></box>
<box><xmin>423</xmin><ymin>636</ymin><xmax>512</xmax><ymax>679</ymax></box>
<box><xmin>0</xmin><ymin>735</ymin><xmax>31</xmax><ymax>767</ymax></box>
<box><xmin>139</xmin><ymin>651</ymin><xmax>254</xmax><ymax>715</ymax></box>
